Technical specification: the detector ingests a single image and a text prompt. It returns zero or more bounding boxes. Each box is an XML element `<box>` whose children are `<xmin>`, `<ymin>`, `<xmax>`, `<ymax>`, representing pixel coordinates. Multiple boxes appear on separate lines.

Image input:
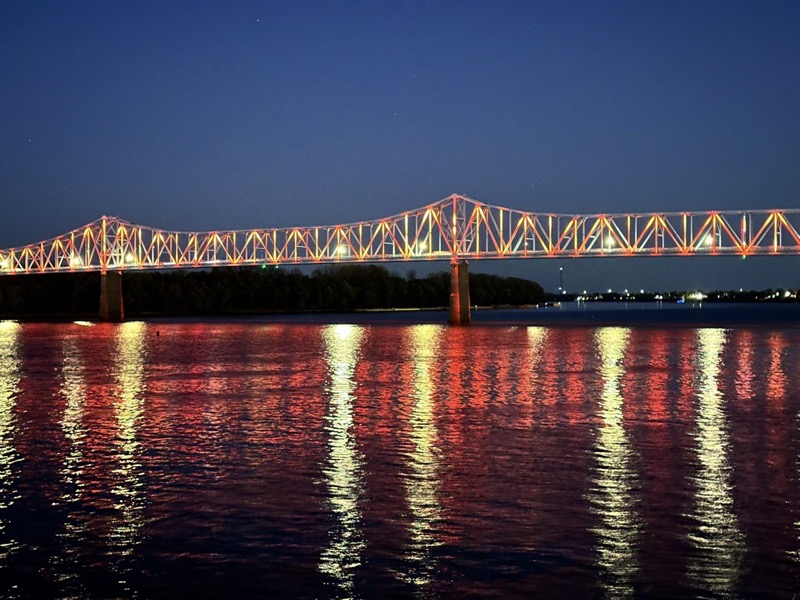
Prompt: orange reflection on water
<box><xmin>280</xmin><ymin>326</ymin><xmax>328</xmax><ymax>450</ymax></box>
<box><xmin>674</xmin><ymin>330</ymin><xmax>698</xmax><ymax>428</ymax></box>
<box><xmin>761</xmin><ymin>332</ymin><xmax>792</xmax><ymax>544</ymax></box>
<box><xmin>766</xmin><ymin>332</ymin><xmax>788</xmax><ymax>408</ymax></box>
<box><xmin>516</xmin><ymin>326</ymin><xmax>549</xmax><ymax>429</ymax></box>
<box><xmin>489</xmin><ymin>327</ymin><xmax>518</xmax><ymax>420</ymax></box>
<box><xmin>534</xmin><ymin>327</ymin><xmax>563</xmax><ymax>431</ymax></box>
<box><xmin>733</xmin><ymin>330</ymin><xmax>755</xmax><ymax>406</ymax></box>
<box><xmin>437</xmin><ymin>327</ymin><xmax>471</xmax><ymax>456</ymax></box>
<box><xmin>629</xmin><ymin>329</ymin><xmax>685</xmax><ymax>588</ymax></box>
<box><xmin>563</xmin><ymin>329</ymin><xmax>592</xmax><ymax>426</ymax></box>
<box><xmin>351</xmin><ymin>325</ymin><xmax>405</xmax><ymax>451</ymax></box>
<box><xmin>641</xmin><ymin>329</ymin><xmax>670</xmax><ymax>423</ymax></box>
<box><xmin>428</xmin><ymin>326</ymin><xmax>499</xmax><ymax>556</ymax></box>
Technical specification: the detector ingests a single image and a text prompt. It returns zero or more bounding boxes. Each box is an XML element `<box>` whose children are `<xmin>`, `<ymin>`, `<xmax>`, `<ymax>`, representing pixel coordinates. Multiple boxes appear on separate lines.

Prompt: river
<box><xmin>0</xmin><ymin>308</ymin><xmax>799</xmax><ymax>597</ymax></box>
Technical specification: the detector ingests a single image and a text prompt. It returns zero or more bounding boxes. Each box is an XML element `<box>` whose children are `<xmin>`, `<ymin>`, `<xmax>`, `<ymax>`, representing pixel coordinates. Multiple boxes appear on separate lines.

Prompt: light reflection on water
<box><xmin>525</xmin><ymin>327</ymin><xmax>548</xmax><ymax>402</ymax></box>
<box><xmin>590</xmin><ymin>327</ymin><xmax>641</xmax><ymax>599</ymax></box>
<box><xmin>110</xmin><ymin>321</ymin><xmax>148</xmax><ymax>583</ymax></box>
<box><xmin>0</xmin><ymin>321</ymin><xmax>22</xmax><ymax>562</ymax></box>
<box><xmin>401</xmin><ymin>324</ymin><xmax>444</xmax><ymax>589</ymax></box>
<box><xmin>53</xmin><ymin>335</ymin><xmax>89</xmax><ymax>595</ymax></box>
<box><xmin>0</xmin><ymin>320</ymin><xmax>798</xmax><ymax>597</ymax></box>
<box><xmin>60</xmin><ymin>337</ymin><xmax>87</xmax><ymax>503</ymax></box>
<box><xmin>687</xmin><ymin>328</ymin><xmax>744</xmax><ymax>595</ymax></box>
<box><xmin>319</xmin><ymin>324</ymin><xmax>366</xmax><ymax>597</ymax></box>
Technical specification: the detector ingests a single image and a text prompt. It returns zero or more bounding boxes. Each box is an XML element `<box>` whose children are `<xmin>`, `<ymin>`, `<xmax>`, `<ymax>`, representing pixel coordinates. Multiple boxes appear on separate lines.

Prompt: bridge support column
<box><xmin>99</xmin><ymin>271</ymin><xmax>124</xmax><ymax>322</ymax></box>
<box><xmin>448</xmin><ymin>260</ymin><xmax>470</xmax><ymax>325</ymax></box>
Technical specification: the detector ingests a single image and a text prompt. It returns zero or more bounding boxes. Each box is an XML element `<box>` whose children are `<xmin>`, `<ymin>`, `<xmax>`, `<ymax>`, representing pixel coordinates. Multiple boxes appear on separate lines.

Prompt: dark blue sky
<box><xmin>2</xmin><ymin>1</ymin><xmax>798</xmax><ymax>291</ymax></box>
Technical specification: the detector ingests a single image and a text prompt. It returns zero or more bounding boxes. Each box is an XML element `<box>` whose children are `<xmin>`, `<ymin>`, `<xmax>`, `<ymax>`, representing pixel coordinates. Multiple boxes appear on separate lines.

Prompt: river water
<box><xmin>1</xmin><ymin>309</ymin><xmax>799</xmax><ymax>598</ymax></box>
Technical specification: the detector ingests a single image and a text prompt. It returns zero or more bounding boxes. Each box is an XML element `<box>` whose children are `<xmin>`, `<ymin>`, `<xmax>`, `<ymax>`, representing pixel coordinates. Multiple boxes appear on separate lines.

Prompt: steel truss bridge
<box><xmin>1</xmin><ymin>194</ymin><xmax>799</xmax><ymax>275</ymax></box>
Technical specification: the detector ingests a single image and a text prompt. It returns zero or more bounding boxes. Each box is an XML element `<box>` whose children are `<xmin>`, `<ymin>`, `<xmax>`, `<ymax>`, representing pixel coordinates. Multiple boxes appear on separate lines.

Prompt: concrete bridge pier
<box><xmin>99</xmin><ymin>271</ymin><xmax>124</xmax><ymax>322</ymax></box>
<box><xmin>448</xmin><ymin>260</ymin><xmax>471</xmax><ymax>325</ymax></box>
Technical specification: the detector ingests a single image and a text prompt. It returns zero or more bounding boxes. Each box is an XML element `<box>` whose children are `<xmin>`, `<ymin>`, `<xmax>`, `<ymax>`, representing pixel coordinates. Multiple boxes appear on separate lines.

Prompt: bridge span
<box><xmin>1</xmin><ymin>194</ymin><xmax>799</xmax><ymax>323</ymax></box>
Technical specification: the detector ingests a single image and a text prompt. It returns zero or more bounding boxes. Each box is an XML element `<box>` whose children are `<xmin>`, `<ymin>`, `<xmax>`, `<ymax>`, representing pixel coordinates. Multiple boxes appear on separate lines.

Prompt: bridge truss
<box><xmin>1</xmin><ymin>194</ymin><xmax>799</xmax><ymax>275</ymax></box>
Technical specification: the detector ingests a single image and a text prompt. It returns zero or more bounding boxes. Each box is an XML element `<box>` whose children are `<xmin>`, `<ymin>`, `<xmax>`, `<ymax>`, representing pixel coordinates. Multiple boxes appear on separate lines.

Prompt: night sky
<box><xmin>2</xmin><ymin>1</ymin><xmax>799</xmax><ymax>292</ymax></box>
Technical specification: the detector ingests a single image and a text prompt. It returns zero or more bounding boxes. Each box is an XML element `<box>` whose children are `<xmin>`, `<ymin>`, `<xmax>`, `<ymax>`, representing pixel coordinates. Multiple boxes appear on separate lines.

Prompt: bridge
<box><xmin>1</xmin><ymin>194</ymin><xmax>799</xmax><ymax>323</ymax></box>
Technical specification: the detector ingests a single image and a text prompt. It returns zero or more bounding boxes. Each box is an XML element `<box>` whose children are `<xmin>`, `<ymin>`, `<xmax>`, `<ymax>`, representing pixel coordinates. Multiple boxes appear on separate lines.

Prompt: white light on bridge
<box><xmin>0</xmin><ymin>259</ymin><xmax>8</xmax><ymax>270</ymax></box>
<box><xmin>336</xmin><ymin>245</ymin><xmax>349</xmax><ymax>257</ymax></box>
<box><xmin>125</xmin><ymin>252</ymin><xmax>135</xmax><ymax>263</ymax></box>
<box><xmin>605</xmin><ymin>236</ymin><xmax>616</xmax><ymax>247</ymax></box>
<box><xmin>70</xmin><ymin>255</ymin><xmax>83</xmax><ymax>267</ymax></box>
<box><xmin>703</xmin><ymin>234</ymin><xmax>713</xmax><ymax>247</ymax></box>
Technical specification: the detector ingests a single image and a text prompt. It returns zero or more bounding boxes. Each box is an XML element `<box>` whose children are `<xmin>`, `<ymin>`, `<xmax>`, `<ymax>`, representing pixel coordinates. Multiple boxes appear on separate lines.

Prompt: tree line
<box><xmin>0</xmin><ymin>265</ymin><xmax>545</xmax><ymax>318</ymax></box>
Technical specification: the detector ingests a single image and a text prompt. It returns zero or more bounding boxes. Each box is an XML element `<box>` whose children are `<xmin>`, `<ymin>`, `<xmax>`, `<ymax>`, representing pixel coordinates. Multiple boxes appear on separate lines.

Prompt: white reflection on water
<box><xmin>53</xmin><ymin>336</ymin><xmax>89</xmax><ymax>593</ymax></box>
<box><xmin>320</xmin><ymin>324</ymin><xmax>366</xmax><ymax>597</ymax></box>
<box><xmin>60</xmin><ymin>338</ymin><xmax>87</xmax><ymax>502</ymax></box>
<box><xmin>0</xmin><ymin>321</ymin><xmax>22</xmax><ymax>561</ymax></box>
<box><xmin>111</xmin><ymin>322</ymin><xmax>148</xmax><ymax>576</ymax></box>
<box><xmin>590</xmin><ymin>327</ymin><xmax>641</xmax><ymax>599</ymax></box>
<box><xmin>526</xmin><ymin>327</ymin><xmax>548</xmax><ymax>378</ymax></box>
<box><xmin>687</xmin><ymin>328</ymin><xmax>744</xmax><ymax>595</ymax></box>
<box><xmin>526</xmin><ymin>327</ymin><xmax>549</xmax><ymax>409</ymax></box>
<box><xmin>401</xmin><ymin>324</ymin><xmax>444</xmax><ymax>588</ymax></box>
<box><xmin>526</xmin><ymin>326</ymin><xmax>548</xmax><ymax>356</ymax></box>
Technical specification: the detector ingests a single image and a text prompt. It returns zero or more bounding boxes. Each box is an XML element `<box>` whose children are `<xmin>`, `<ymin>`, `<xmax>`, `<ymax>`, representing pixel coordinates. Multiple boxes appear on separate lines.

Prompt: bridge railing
<box><xmin>1</xmin><ymin>195</ymin><xmax>799</xmax><ymax>274</ymax></box>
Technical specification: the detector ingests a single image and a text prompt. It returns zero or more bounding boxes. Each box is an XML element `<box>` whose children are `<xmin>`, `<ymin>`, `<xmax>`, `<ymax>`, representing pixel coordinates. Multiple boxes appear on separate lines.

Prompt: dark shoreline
<box><xmin>5</xmin><ymin>301</ymin><xmax>799</xmax><ymax>328</ymax></box>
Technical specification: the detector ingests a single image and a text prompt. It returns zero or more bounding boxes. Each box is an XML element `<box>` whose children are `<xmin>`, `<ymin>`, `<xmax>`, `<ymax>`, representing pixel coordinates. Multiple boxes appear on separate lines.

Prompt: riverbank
<box><xmin>4</xmin><ymin>301</ymin><xmax>800</xmax><ymax>327</ymax></box>
<box><xmin>128</xmin><ymin>301</ymin><xmax>800</xmax><ymax>327</ymax></box>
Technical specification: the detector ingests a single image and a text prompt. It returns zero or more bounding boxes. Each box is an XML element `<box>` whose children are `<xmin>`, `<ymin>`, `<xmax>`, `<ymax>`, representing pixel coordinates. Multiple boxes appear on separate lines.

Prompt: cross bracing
<box><xmin>1</xmin><ymin>194</ymin><xmax>799</xmax><ymax>275</ymax></box>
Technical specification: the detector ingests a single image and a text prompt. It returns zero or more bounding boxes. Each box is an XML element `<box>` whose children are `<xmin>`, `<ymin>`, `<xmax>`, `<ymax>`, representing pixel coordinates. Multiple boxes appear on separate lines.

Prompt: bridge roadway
<box><xmin>1</xmin><ymin>194</ymin><xmax>799</xmax><ymax>323</ymax></box>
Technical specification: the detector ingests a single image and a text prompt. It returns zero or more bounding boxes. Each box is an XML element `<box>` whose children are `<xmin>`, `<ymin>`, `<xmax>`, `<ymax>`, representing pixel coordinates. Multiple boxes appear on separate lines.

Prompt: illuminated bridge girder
<box><xmin>1</xmin><ymin>194</ymin><xmax>799</xmax><ymax>275</ymax></box>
